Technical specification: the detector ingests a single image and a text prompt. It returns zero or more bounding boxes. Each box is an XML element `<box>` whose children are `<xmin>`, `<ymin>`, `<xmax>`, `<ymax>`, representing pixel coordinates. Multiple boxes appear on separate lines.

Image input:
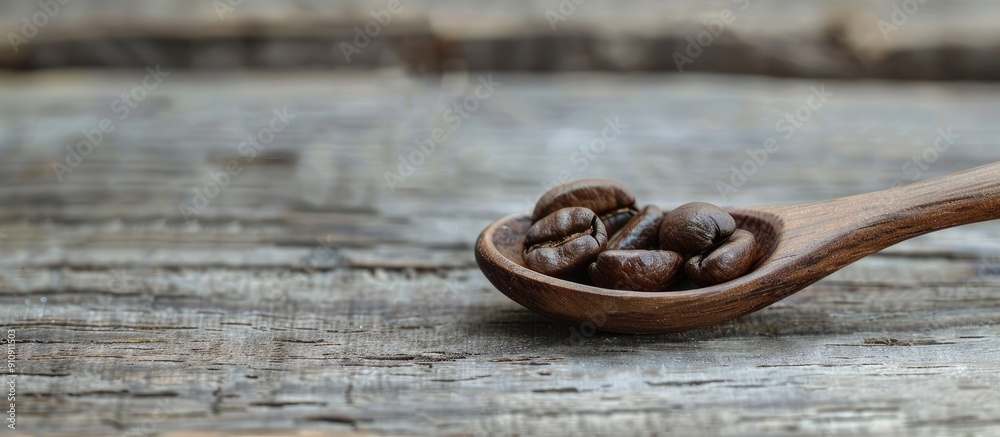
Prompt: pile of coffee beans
<box><xmin>523</xmin><ymin>179</ymin><xmax>762</xmax><ymax>291</ymax></box>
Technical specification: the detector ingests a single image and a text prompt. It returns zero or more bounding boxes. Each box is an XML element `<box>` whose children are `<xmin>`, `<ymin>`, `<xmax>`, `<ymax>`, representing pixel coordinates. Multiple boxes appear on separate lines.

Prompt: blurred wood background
<box><xmin>1</xmin><ymin>0</ymin><xmax>1000</xmax><ymax>79</ymax></box>
<box><xmin>1</xmin><ymin>69</ymin><xmax>1000</xmax><ymax>435</ymax></box>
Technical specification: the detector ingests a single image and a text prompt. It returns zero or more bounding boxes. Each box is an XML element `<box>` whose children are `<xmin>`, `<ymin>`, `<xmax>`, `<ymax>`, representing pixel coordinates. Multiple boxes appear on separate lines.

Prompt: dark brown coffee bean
<box><xmin>659</xmin><ymin>202</ymin><xmax>736</xmax><ymax>255</ymax></box>
<box><xmin>685</xmin><ymin>229</ymin><xmax>761</xmax><ymax>286</ymax></box>
<box><xmin>532</xmin><ymin>179</ymin><xmax>638</xmax><ymax>235</ymax></box>
<box><xmin>588</xmin><ymin>250</ymin><xmax>684</xmax><ymax>292</ymax></box>
<box><xmin>607</xmin><ymin>205</ymin><xmax>663</xmax><ymax>250</ymax></box>
<box><xmin>601</xmin><ymin>208</ymin><xmax>639</xmax><ymax>236</ymax></box>
<box><xmin>524</xmin><ymin>207</ymin><xmax>608</xmax><ymax>279</ymax></box>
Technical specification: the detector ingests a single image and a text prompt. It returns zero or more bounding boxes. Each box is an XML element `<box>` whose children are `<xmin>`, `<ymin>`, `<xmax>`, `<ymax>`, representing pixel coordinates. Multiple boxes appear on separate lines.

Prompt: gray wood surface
<box><xmin>2</xmin><ymin>71</ymin><xmax>1000</xmax><ymax>436</ymax></box>
<box><xmin>1</xmin><ymin>0</ymin><xmax>1000</xmax><ymax>79</ymax></box>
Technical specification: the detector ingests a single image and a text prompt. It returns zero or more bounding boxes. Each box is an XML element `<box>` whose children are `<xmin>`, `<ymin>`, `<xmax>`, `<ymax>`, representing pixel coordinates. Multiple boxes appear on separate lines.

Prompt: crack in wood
<box><xmin>646</xmin><ymin>379</ymin><xmax>730</xmax><ymax>387</ymax></box>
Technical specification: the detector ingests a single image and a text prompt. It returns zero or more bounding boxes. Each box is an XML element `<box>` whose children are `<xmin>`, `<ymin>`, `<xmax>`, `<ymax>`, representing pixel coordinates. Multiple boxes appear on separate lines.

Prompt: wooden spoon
<box><xmin>475</xmin><ymin>162</ymin><xmax>1000</xmax><ymax>334</ymax></box>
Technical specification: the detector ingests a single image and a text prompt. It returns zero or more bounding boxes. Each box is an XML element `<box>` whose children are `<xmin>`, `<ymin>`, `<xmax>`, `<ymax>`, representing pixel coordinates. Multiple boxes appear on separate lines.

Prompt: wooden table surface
<box><xmin>3</xmin><ymin>0</ymin><xmax>1000</xmax><ymax>79</ymax></box>
<box><xmin>2</xmin><ymin>70</ymin><xmax>1000</xmax><ymax>436</ymax></box>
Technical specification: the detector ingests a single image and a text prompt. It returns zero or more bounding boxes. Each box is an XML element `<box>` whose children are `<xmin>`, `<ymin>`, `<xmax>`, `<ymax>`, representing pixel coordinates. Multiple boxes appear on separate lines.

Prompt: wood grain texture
<box><xmin>1</xmin><ymin>0</ymin><xmax>1000</xmax><ymax>79</ymax></box>
<box><xmin>1</xmin><ymin>71</ymin><xmax>1000</xmax><ymax>435</ymax></box>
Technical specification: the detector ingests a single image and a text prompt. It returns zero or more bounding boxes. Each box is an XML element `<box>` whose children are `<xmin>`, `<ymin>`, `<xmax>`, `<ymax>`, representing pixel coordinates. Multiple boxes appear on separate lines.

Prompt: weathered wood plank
<box><xmin>1</xmin><ymin>72</ymin><xmax>1000</xmax><ymax>436</ymax></box>
<box><xmin>1</xmin><ymin>1</ymin><xmax>1000</xmax><ymax>79</ymax></box>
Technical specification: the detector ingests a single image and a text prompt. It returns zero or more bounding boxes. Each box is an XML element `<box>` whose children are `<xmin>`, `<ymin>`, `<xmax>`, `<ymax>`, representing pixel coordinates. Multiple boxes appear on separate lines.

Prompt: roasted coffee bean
<box><xmin>532</xmin><ymin>179</ymin><xmax>638</xmax><ymax>235</ymax></box>
<box><xmin>607</xmin><ymin>205</ymin><xmax>663</xmax><ymax>250</ymax></box>
<box><xmin>588</xmin><ymin>250</ymin><xmax>684</xmax><ymax>292</ymax></box>
<box><xmin>524</xmin><ymin>207</ymin><xmax>608</xmax><ymax>279</ymax></box>
<box><xmin>684</xmin><ymin>229</ymin><xmax>760</xmax><ymax>286</ymax></box>
<box><xmin>659</xmin><ymin>202</ymin><xmax>736</xmax><ymax>255</ymax></box>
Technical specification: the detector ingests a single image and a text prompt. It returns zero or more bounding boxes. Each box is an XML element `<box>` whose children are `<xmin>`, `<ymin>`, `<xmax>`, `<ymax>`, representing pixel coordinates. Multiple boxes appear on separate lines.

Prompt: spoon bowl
<box><xmin>476</xmin><ymin>163</ymin><xmax>1000</xmax><ymax>333</ymax></box>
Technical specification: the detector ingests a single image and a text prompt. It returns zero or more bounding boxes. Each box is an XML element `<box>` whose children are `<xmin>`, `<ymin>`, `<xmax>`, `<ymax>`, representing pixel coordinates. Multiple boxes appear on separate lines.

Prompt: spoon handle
<box><xmin>740</xmin><ymin>162</ymin><xmax>1000</xmax><ymax>276</ymax></box>
<box><xmin>801</xmin><ymin>161</ymin><xmax>1000</xmax><ymax>259</ymax></box>
<box><xmin>882</xmin><ymin>161</ymin><xmax>1000</xmax><ymax>231</ymax></box>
